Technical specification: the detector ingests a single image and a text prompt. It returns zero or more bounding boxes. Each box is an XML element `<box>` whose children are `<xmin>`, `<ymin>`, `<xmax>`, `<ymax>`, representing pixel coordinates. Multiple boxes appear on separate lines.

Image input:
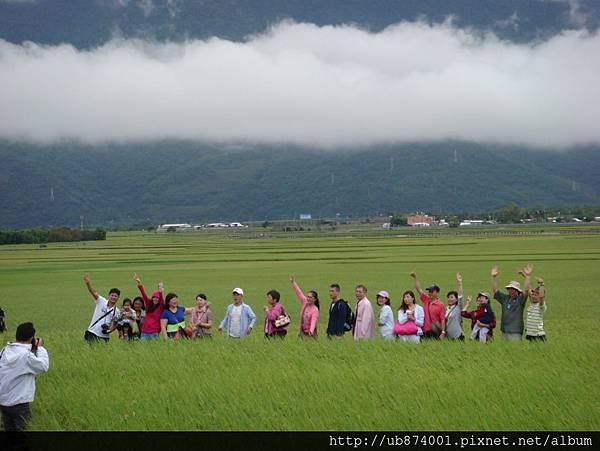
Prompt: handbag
<box><xmin>394</xmin><ymin>320</ymin><xmax>418</xmax><ymax>336</ymax></box>
<box><xmin>274</xmin><ymin>310</ymin><xmax>291</xmax><ymax>328</ymax></box>
<box><xmin>430</xmin><ymin>321</ymin><xmax>442</xmax><ymax>335</ymax></box>
<box><xmin>178</xmin><ymin>326</ymin><xmax>193</xmax><ymax>339</ymax></box>
<box><xmin>427</xmin><ymin>301</ymin><xmax>443</xmax><ymax>336</ymax></box>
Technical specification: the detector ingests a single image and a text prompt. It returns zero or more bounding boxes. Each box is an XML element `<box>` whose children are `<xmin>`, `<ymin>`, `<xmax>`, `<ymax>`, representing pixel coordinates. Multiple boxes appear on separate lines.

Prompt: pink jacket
<box><xmin>292</xmin><ymin>282</ymin><xmax>319</xmax><ymax>335</ymax></box>
<box><xmin>264</xmin><ymin>302</ymin><xmax>288</xmax><ymax>335</ymax></box>
<box><xmin>353</xmin><ymin>297</ymin><xmax>375</xmax><ymax>339</ymax></box>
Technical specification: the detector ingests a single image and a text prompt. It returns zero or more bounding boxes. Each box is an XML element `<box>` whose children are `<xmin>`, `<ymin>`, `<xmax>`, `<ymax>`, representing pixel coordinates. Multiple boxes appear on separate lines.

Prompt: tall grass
<box><xmin>0</xmin><ymin>230</ymin><xmax>599</xmax><ymax>430</ymax></box>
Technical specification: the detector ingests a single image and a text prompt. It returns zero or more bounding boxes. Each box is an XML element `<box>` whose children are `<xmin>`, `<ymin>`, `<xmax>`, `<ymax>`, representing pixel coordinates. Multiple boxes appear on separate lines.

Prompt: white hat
<box><xmin>505</xmin><ymin>281</ymin><xmax>522</xmax><ymax>292</ymax></box>
<box><xmin>232</xmin><ymin>287</ymin><xmax>244</xmax><ymax>295</ymax></box>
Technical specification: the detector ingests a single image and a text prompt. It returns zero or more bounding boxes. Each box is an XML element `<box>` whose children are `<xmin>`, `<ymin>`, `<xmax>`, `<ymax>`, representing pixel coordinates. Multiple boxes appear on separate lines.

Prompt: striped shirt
<box><xmin>525</xmin><ymin>302</ymin><xmax>547</xmax><ymax>336</ymax></box>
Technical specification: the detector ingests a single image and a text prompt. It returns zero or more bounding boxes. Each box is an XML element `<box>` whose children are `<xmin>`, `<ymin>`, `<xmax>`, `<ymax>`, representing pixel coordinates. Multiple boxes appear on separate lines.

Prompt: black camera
<box><xmin>101</xmin><ymin>323</ymin><xmax>111</xmax><ymax>334</ymax></box>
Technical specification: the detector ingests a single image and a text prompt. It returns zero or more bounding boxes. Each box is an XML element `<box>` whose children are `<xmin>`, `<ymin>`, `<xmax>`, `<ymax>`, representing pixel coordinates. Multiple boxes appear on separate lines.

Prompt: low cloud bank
<box><xmin>1</xmin><ymin>20</ymin><xmax>599</xmax><ymax>148</ymax></box>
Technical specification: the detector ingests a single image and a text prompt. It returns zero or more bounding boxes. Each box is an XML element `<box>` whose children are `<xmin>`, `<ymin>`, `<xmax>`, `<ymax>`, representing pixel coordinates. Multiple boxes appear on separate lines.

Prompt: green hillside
<box><xmin>1</xmin><ymin>141</ymin><xmax>598</xmax><ymax>228</ymax></box>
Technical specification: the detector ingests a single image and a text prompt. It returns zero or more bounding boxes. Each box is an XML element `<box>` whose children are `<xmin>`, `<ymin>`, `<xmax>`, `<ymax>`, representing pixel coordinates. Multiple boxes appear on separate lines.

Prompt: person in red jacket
<box><xmin>133</xmin><ymin>273</ymin><xmax>164</xmax><ymax>340</ymax></box>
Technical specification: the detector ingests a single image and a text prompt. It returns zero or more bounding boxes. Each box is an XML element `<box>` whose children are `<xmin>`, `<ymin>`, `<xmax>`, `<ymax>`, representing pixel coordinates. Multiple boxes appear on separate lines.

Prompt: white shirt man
<box><xmin>0</xmin><ymin>322</ymin><xmax>49</xmax><ymax>431</ymax></box>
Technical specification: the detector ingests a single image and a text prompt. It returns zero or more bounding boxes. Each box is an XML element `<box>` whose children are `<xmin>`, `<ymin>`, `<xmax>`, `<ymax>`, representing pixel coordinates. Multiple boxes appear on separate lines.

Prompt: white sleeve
<box><xmin>398</xmin><ymin>310</ymin><xmax>407</xmax><ymax>324</ymax></box>
<box><xmin>415</xmin><ymin>306</ymin><xmax>425</xmax><ymax>327</ymax></box>
<box><xmin>386</xmin><ymin>307</ymin><xmax>394</xmax><ymax>324</ymax></box>
<box><xmin>27</xmin><ymin>347</ymin><xmax>49</xmax><ymax>375</ymax></box>
<box><xmin>96</xmin><ymin>295</ymin><xmax>107</xmax><ymax>306</ymax></box>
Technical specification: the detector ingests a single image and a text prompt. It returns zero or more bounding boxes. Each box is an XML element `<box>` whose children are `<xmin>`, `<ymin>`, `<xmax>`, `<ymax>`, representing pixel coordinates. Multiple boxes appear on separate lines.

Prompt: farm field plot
<box><xmin>0</xmin><ymin>230</ymin><xmax>599</xmax><ymax>431</ymax></box>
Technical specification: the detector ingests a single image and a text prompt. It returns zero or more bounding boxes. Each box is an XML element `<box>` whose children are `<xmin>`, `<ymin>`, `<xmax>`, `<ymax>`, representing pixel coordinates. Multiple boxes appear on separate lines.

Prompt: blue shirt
<box><xmin>218</xmin><ymin>303</ymin><xmax>257</xmax><ymax>338</ymax></box>
<box><xmin>160</xmin><ymin>306</ymin><xmax>185</xmax><ymax>324</ymax></box>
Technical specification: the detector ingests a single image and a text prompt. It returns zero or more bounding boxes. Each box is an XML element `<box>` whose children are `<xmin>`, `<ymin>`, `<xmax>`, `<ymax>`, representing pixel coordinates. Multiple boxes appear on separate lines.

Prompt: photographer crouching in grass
<box><xmin>0</xmin><ymin>322</ymin><xmax>49</xmax><ymax>431</ymax></box>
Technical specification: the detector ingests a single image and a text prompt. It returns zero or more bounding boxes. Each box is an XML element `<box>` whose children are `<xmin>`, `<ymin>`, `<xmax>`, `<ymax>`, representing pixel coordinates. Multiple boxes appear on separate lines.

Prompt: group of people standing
<box><xmin>82</xmin><ymin>263</ymin><xmax>547</xmax><ymax>343</ymax></box>
<box><xmin>0</xmin><ymin>263</ymin><xmax>548</xmax><ymax>432</ymax></box>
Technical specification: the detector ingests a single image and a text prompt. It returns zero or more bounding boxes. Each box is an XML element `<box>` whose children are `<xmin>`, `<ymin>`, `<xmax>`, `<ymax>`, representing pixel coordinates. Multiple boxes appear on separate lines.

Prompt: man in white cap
<box><xmin>491</xmin><ymin>264</ymin><xmax>532</xmax><ymax>341</ymax></box>
<box><xmin>218</xmin><ymin>288</ymin><xmax>257</xmax><ymax>338</ymax></box>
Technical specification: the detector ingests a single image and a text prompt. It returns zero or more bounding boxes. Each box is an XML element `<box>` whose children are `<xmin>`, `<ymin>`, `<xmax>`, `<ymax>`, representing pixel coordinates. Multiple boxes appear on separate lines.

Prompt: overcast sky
<box><xmin>1</xmin><ymin>20</ymin><xmax>599</xmax><ymax>149</ymax></box>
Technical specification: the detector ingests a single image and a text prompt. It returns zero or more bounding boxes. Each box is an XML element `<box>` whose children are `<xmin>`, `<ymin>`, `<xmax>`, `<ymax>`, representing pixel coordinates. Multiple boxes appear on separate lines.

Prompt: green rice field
<box><xmin>0</xmin><ymin>227</ymin><xmax>599</xmax><ymax>431</ymax></box>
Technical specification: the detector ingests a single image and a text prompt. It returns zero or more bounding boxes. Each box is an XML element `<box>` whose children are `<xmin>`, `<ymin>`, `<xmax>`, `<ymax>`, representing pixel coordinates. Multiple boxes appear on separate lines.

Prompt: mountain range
<box><xmin>1</xmin><ymin>1</ymin><xmax>599</xmax><ymax>228</ymax></box>
<box><xmin>1</xmin><ymin>140</ymin><xmax>598</xmax><ymax>228</ymax></box>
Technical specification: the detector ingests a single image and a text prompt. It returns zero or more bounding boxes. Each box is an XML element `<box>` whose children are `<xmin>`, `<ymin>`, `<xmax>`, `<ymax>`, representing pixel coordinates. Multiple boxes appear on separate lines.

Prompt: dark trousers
<box><xmin>1</xmin><ymin>403</ymin><xmax>31</xmax><ymax>432</ymax></box>
<box><xmin>526</xmin><ymin>335</ymin><xmax>546</xmax><ymax>342</ymax></box>
<box><xmin>84</xmin><ymin>331</ymin><xmax>109</xmax><ymax>343</ymax></box>
<box><xmin>265</xmin><ymin>330</ymin><xmax>287</xmax><ymax>339</ymax></box>
<box><xmin>422</xmin><ymin>331</ymin><xmax>440</xmax><ymax>340</ymax></box>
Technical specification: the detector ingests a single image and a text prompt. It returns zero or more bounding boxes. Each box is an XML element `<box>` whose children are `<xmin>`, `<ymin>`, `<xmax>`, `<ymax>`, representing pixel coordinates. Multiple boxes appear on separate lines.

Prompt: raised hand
<box><xmin>83</xmin><ymin>274</ymin><xmax>91</xmax><ymax>285</ymax></box>
<box><xmin>289</xmin><ymin>275</ymin><xmax>295</xmax><ymax>284</ymax></box>
<box><xmin>158</xmin><ymin>282</ymin><xmax>164</xmax><ymax>292</ymax></box>
<box><xmin>133</xmin><ymin>273</ymin><xmax>141</xmax><ymax>284</ymax></box>
<box><xmin>536</xmin><ymin>277</ymin><xmax>544</xmax><ymax>285</ymax></box>
<box><xmin>409</xmin><ymin>271</ymin><xmax>417</xmax><ymax>279</ymax></box>
<box><xmin>465</xmin><ymin>295</ymin><xmax>472</xmax><ymax>305</ymax></box>
<box><xmin>456</xmin><ymin>272</ymin><xmax>463</xmax><ymax>284</ymax></box>
<box><xmin>522</xmin><ymin>263</ymin><xmax>534</xmax><ymax>277</ymax></box>
<box><xmin>490</xmin><ymin>266</ymin><xmax>499</xmax><ymax>278</ymax></box>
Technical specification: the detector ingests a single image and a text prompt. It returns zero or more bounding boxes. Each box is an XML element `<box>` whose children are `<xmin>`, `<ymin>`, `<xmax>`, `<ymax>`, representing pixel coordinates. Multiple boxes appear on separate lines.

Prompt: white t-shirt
<box><xmin>229</xmin><ymin>304</ymin><xmax>243</xmax><ymax>338</ymax></box>
<box><xmin>87</xmin><ymin>295</ymin><xmax>119</xmax><ymax>338</ymax></box>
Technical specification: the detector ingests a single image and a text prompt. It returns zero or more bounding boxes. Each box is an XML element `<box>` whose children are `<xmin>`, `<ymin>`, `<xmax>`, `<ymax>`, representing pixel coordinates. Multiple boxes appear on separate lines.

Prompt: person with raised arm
<box><xmin>218</xmin><ymin>288</ymin><xmax>257</xmax><ymax>339</ymax></box>
<box><xmin>134</xmin><ymin>273</ymin><xmax>165</xmax><ymax>340</ymax></box>
<box><xmin>469</xmin><ymin>292</ymin><xmax>494</xmax><ymax>343</ymax></box>
<box><xmin>410</xmin><ymin>271</ymin><xmax>446</xmax><ymax>339</ymax></box>
<box><xmin>444</xmin><ymin>273</ymin><xmax>466</xmax><ymax>340</ymax></box>
<box><xmin>290</xmin><ymin>275</ymin><xmax>319</xmax><ymax>338</ymax></box>
<box><xmin>83</xmin><ymin>274</ymin><xmax>120</xmax><ymax>342</ymax></box>
<box><xmin>353</xmin><ymin>284</ymin><xmax>375</xmax><ymax>340</ymax></box>
<box><xmin>525</xmin><ymin>275</ymin><xmax>547</xmax><ymax>341</ymax></box>
<box><xmin>491</xmin><ymin>264</ymin><xmax>531</xmax><ymax>341</ymax></box>
<box><xmin>461</xmin><ymin>294</ymin><xmax>497</xmax><ymax>341</ymax></box>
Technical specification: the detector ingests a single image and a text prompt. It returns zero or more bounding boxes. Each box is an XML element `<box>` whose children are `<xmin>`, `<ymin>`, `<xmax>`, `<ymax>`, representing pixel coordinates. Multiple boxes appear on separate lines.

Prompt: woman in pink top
<box><xmin>289</xmin><ymin>275</ymin><xmax>319</xmax><ymax>338</ymax></box>
<box><xmin>133</xmin><ymin>273</ymin><xmax>165</xmax><ymax>340</ymax></box>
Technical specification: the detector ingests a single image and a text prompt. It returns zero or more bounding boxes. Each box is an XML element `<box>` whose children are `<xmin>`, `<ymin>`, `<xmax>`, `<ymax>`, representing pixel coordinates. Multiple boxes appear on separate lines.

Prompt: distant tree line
<box><xmin>0</xmin><ymin>227</ymin><xmax>106</xmax><ymax>245</ymax></box>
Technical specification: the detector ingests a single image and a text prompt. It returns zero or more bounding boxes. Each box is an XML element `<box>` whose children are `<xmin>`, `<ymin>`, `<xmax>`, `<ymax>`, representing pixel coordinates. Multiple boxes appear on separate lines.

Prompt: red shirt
<box><xmin>420</xmin><ymin>293</ymin><xmax>445</xmax><ymax>333</ymax></box>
